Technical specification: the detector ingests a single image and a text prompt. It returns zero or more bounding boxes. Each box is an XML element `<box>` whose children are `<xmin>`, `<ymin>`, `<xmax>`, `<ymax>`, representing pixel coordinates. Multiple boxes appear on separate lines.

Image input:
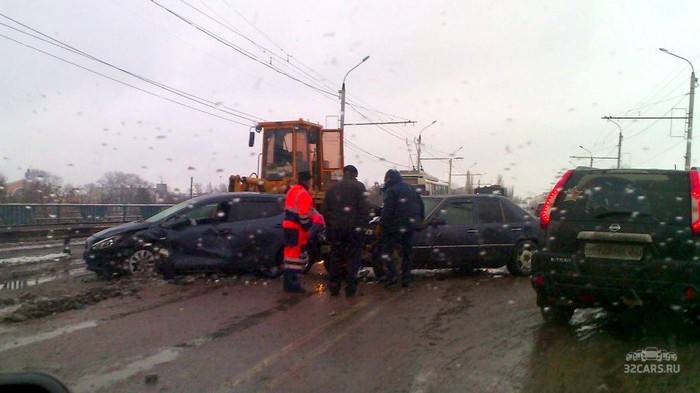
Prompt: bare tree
<box><xmin>16</xmin><ymin>169</ymin><xmax>63</xmax><ymax>203</ymax></box>
<box><xmin>366</xmin><ymin>182</ymin><xmax>383</xmax><ymax>207</ymax></box>
<box><xmin>96</xmin><ymin>171</ymin><xmax>154</xmax><ymax>203</ymax></box>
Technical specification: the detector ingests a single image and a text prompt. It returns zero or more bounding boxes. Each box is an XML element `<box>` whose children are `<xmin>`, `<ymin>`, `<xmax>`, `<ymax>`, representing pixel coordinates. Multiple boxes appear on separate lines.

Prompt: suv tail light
<box><xmin>540</xmin><ymin>169</ymin><xmax>574</xmax><ymax>230</ymax></box>
<box><xmin>690</xmin><ymin>170</ymin><xmax>700</xmax><ymax>235</ymax></box>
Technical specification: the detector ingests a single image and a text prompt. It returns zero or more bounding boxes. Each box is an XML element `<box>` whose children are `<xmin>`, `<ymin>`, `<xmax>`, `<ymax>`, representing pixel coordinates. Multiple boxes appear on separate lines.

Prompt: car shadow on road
<box><xmin>521</xmin><ymin>307</ymin><xmax>700</xmax><ymax>393</ymax></box>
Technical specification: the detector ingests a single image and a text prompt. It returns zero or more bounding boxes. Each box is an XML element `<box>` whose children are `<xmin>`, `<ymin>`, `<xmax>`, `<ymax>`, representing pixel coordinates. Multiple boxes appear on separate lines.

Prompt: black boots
<box><xmin>283</xmin><ymin>270</ymin><xmax>305</xmax><ymax>293</ymax></box>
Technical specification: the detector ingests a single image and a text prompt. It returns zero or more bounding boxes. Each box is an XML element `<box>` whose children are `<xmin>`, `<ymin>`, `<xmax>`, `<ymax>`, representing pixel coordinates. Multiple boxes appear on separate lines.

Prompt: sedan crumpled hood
<box><xmin>90</xmin><ymin>221</ymin><xmax>153</xmax><ymax>242</ymax></box>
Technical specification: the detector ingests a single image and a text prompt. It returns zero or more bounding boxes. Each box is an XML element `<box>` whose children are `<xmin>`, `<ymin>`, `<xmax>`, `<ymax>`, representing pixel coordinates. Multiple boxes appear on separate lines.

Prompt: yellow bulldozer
<box><xmin>228</xmin><ymin>119</ymin><xmax>344</xmax><ymax>206</ymax></box>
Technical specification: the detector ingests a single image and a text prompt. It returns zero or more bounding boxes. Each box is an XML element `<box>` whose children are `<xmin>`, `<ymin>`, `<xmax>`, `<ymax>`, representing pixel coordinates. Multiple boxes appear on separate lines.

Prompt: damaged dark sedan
<box><xmin>83</xmin><ymin>193</ymin><xmax>287</xmax><ymax>279</ymax></box>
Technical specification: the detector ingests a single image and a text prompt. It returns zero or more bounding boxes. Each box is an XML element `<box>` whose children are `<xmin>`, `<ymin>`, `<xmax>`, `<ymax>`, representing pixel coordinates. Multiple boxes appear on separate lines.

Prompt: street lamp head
<box><xmin>418</xmin><ymin>120</ymin><xmax>438</xmax><ymax>136</ymax></box>
<box><xmin>659</xmin><ymin>47</ymin><xmax>695</xmax><ymax>74</ymax></box>
<box><xmin>578</xmin><ymin>145</ymin><xmax>585</xmax><ymax>149</ymax></box>
<box><xmin>362</xmin><ymin>55</ymin><xmax>370</xmax><ymax>62</ymax></box>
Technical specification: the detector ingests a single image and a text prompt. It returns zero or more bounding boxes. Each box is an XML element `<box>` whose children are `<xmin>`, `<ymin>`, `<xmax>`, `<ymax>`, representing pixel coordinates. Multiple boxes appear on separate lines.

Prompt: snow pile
<box><xmin>0</xmin><ymin>253</ymin><xmax>70</xmax><ymax>266</ymax></box>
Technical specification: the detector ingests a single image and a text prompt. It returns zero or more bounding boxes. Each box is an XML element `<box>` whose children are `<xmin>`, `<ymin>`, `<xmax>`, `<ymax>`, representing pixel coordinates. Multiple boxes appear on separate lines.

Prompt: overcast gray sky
<box><xmin>1</xmin><ymin>0</ymin><xmax>699</xmax><ymax>197</ymax></box>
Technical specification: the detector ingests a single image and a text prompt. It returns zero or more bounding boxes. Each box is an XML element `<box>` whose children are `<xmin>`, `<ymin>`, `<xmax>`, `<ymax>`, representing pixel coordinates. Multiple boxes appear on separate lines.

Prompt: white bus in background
<box><xmin>399</xmin><ymin>170</ymin><xmax>449</xmax><ymax>196</ymax></box>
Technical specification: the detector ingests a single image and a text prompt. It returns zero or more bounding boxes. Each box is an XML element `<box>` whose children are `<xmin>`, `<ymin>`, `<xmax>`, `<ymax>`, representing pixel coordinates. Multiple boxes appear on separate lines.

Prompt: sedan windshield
<box><xmin>144</xmin><ymin>200</ymin><xmax>191</xmax><ymax>223</ymax></box>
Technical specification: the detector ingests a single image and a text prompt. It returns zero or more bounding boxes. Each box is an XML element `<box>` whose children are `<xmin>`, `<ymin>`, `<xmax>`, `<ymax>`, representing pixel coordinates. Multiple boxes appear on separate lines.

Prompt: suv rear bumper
<box><xmin>531</xmin><ymin>251</ymin><xmax>700</xmax><ymax>310</ymax></box>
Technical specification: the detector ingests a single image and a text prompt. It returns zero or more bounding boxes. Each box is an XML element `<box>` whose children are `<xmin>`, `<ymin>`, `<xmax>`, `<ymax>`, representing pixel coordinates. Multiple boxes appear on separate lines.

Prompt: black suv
<box><xmin>531</xmin><ymin>168</ymin><xmax>700</xmax><ymax>324</ymax></box>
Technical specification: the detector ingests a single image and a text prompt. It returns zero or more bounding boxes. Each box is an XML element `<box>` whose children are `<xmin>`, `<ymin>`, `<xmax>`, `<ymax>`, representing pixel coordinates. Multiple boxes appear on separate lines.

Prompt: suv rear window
<box><xmin>552</xmin><ymin>171</ymin><xmax>690</xmax><ymax>225</ymax></box>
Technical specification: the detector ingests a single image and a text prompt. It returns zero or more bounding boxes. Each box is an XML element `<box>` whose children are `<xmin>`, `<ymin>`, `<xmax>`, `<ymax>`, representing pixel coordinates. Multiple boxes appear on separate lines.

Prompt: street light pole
<box><xmin>340</xmin><ymin>55</ymin><xmax>370</xmax><ymax>132</ymax></box>
<box><xmin>660</xmin><ymin>48</ymin><xmax>697</xmax><ymax>170</ymax></box>
<box><xmin>579</xmin><ymin>145</ymin><xmax>594</xmax><ymax>167</ymax></box>
<box><xmin>416</xmin><ymin>120</ymin><xmax>437</xmax><ymax>171</ymax></box>
<box><xmin>605</xmin><ymin>119</ymin><xmax>623</xmax><ymax>169</ymax></box>
<box><xmin>448</xmin><ymin>146</ymin><xmax>463</xmax><ymax>193</ymax></box>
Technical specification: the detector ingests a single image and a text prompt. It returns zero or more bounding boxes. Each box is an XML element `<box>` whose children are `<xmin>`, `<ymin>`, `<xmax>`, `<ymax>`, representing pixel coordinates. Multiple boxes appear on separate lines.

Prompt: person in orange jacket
<box><xmin>282</xmin><ymin>171</ymin><xmax>314</xmax><ymax>293</ymax></box>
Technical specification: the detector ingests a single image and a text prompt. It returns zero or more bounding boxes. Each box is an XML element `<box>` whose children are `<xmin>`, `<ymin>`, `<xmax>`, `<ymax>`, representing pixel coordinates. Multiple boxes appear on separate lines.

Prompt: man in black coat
<box><xmin>324</xmin><ymin>165</ymin><xmax>369</xmax><ymax>297</ymax></box>
<box><xmin>380</xmin><ymin>169</ymin><xmax>425</xmax><ymax>288</ymax></box>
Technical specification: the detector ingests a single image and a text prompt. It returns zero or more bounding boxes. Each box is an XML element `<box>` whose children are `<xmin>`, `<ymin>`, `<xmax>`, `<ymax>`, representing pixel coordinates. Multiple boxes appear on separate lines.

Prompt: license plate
<box><xmin>584</xmin><ymin>243</ymin><xmax>643</xmax><ymax>261</ymax></box>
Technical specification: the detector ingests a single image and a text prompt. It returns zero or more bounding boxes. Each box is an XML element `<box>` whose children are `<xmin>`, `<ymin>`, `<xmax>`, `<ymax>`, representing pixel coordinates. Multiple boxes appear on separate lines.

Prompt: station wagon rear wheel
<box><xmin>508</xmin><ymin>241</ymin><xmax>535</xmax><ymax>276</ymax></box>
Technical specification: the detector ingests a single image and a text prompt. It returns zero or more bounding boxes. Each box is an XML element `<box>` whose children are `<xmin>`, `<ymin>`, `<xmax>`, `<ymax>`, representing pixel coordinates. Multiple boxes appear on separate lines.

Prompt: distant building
<box><xmin>4</xmin><ymin>179</ymin><xmax>27</xmax><ymax>197</ymax></box>
<box><xmin>156</xmin><ymin>183</ymin><xmax>168</xmax><ymax>197</ymax></box>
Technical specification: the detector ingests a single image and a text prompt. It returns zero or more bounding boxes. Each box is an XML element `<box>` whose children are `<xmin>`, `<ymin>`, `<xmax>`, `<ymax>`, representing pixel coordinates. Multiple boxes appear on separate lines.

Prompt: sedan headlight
<box><xmin>91</xmin><ymin>235</ymin><xmax>122</xmax><ymax>250</ymax></box>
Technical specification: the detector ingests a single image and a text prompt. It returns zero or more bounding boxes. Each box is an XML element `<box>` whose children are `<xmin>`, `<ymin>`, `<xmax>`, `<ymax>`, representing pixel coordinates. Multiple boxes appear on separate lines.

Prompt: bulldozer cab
<box><xmin>258</xmin><ymin>120</ymin><xmax>343</xmax><ymax>193</ymax></box>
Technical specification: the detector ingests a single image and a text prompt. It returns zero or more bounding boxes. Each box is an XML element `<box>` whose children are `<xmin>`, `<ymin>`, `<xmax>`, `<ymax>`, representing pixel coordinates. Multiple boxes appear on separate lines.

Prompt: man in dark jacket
<box><xmin>380</xmin><ymin>169</ymin><xmax>425</xmax><ymax>288</ymax></box>
<box><xmin>324</xmin><ymin>165</ymin><xmax>369</xmax><ymax>297</ymax></box>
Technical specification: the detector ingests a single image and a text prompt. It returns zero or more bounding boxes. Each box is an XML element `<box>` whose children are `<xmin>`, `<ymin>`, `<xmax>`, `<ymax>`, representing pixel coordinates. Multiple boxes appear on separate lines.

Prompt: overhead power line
<box><xmin>623</xmin><ymin>54</ymin><xmax>700</xmax><ymax>115</ymax></box>
<box><xmin>149</xmin><ymin>0</ymin><xmax>339</xmax><ymax>98</ymax></box>
<box><xmin>0</xmin><ymin>13</ymin><xmax>265</xmax><ymax>123</ymax></box>
<box><xmin>0</xmin><ymin>32</ymin><xmax>252</xmax><ymax>126</ymax></box>
<box><xmin>623</xmin><ymin>96</ymin><xmax>689</xmax><ymax>140</ymax></box>
<box><xmin>345</xmin><ymin>140</ymin><xmax>409</xmax><ymax>168</ymax></box>
<box><xmin>346</xmin><ymin>104</ymin><xmax>406</xmax><ymax>141</ymax></box>
<box><xmin>612</xmin><ymin>93</ymin><xmax>688</xmax><ymax>116</ymax></box>
<box><xmin>209</xmin><ymin>0</ymin><xmax>412</xmax><ymax>123</ymax></box>
<box><xmin>178</xmin><ymin>0</ymin><xmax>337</xmax><ymax>94</ymax></box>
<box><xmin>639</xmin><ymin>139</ymin><xmax>685</xmax><ymax>165</ymax></box>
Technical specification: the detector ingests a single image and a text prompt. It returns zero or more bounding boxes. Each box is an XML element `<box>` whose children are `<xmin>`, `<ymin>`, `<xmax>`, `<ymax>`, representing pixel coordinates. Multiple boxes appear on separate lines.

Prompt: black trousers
<box><xmin>381</xmin><ymin>230</ymin><xmax>415</xmax><ymax>283</ymax></box>
<box><xmin>328</xmin><ymin>228</ymin><xmax>364</xmax><ymax>291</ymax></box>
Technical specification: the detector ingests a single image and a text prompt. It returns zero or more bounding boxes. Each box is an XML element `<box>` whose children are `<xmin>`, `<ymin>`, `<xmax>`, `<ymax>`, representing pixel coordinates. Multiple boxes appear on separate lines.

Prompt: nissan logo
<box><xmin>609</xmin><ymin>223</ymin><xmax>622</xmax><ymax>232</ymax></box>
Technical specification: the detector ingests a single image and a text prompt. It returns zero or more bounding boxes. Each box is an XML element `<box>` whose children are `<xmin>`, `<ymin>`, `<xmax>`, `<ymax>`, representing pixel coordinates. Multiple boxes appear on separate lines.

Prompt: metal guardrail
<box><xmin>0</xmin><ymin>203</ymin><xmax>173</xmax><ymax>226</ymax></box>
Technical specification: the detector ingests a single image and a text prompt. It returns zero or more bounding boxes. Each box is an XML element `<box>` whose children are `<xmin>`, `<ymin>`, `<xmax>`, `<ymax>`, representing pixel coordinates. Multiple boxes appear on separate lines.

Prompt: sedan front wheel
<box><xmin>126</xmin><ymin>249</ymin><xmax>156</xmax><ymax>274</ymax></box>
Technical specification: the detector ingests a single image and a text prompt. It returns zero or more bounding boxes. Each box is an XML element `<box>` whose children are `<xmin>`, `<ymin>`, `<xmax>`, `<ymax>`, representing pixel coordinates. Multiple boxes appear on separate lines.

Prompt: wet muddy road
<box><xmin>1</xmin><ymin>262</ymin><xmax>700</xmax><ymax>393</ymax></box>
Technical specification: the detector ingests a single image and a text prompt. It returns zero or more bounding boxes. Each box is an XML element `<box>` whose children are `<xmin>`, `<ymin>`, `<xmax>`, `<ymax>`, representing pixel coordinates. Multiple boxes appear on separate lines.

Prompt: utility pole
<box><xmin>339</xmin><ymin>56</ymin><xmax>370</xmax><ymax>132</ymax></box>
<box><xmin>448</xmin><ymin>158</ymin><xmax>454</xmax><ymax>192</ymax></box>
<box><xmin>415</xmin><ymin>120</ymin><xmax>438</xmax><ymax>172</ymax></box>
<box><xmin>578</xmin><ymin>145</ymin><xmax>594</xmax><ymax>167</ymax></box>
<box><xmin>189</xmin><ymin>176</ymin><xmax>193</xmax><ymax>198</ymax></box>
<box><xmin>405</xmin><ymin>137</ymin><xmax>415</xmax><ymax>170</ymax></box>
<box><xmin>452</xmin><ymin>171</ymin><xmax>485</xmax><ymax>194</ymax></box>
<box><xmin>618</xmin><ymin>131</ymin><xmax>623</xmax><ymax>169</ymax></box>
<box><xmin>571</xmin><ymin>145</ymin><xmax>617</xmax><ymax>167</ymax></box>
<box><xmin>422</xmin><ymin>156</ymin><xmax>464</xmax><ymax>193</ymax></box>
<box><xmin>569</xmin><ymin>155</ymin><xmax>618</xmax><ymax>167</ymax></box>
<box><xmin>660</xmin><ymin>48</ymin><xmax>696</xmax><ymax>170</ymax></box>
